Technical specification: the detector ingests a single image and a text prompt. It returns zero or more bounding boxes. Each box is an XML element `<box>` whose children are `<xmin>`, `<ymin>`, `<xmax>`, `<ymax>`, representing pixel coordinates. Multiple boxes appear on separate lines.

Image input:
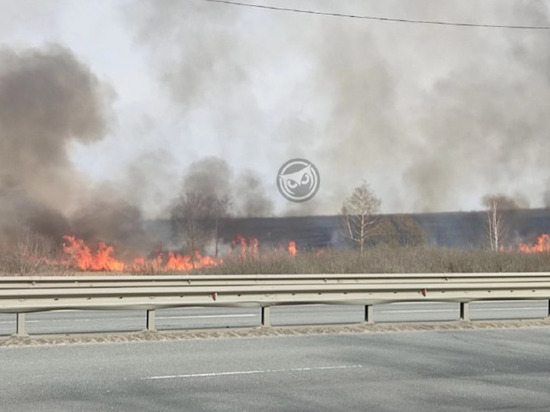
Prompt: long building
<box><xmin>145</xmin><ymin>208</ymin><xmax>550</xmax><ymax>250</ymax></box>
<box><xmin>217</xmin><ymin>208</ymin><xmax>550</xmax><ymax>249</ymax></box>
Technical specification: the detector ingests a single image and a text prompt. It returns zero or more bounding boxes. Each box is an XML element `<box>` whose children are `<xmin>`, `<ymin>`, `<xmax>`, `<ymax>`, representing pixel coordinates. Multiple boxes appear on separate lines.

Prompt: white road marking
<box><xmin>142</xmin><ymin>364</ymin><xmax>363</xmax><ymax>380</ymax></box>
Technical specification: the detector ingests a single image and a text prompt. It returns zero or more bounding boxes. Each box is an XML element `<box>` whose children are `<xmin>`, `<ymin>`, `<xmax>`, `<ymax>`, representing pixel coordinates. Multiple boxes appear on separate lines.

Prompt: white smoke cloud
<box><xmin>2</xmin><ymin>0</ymin><xmax>550</xmax><ymax>222</ymax></box>
<box><xmin>124</xmin><ymin>0</ymin><xmax>550</xmax><ymax>214</ymax></box>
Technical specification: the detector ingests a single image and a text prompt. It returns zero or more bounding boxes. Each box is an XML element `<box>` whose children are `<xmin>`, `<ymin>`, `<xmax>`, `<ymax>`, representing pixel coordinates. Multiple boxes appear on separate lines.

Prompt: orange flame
<box><xmin>231</xmin><ymin>235</ymin><xmax>259</xmax><ymax>259</ymax></box>
<box><xmin>57</xmin><ymin>235</ymin><xmax>298</xmax><ymax>272</ymax></box>
<box><xmin>62</xmin><ymin>235</ymin><xmax>221</xmax><ymax>272</ymax></box>
<box><xmin>237</xmin><ymin>235</ymin><xmax>247</xmax><ymax>259</ymax></box>
<box><xmin>517</xmin><ymin>234</ymin><xmax>550</xmax><ymax>253</ymax></box>
<box><xmin>63</xmin><ymin>235</ymin><xmax>125</xmax><ymax>271</ymax></box>
<box><xmin>250</xmin><ymin>237</ymin><xmax>259</xmax><ymax>258</ymax></box>
<box><xmin>288</xmin><ymin>241</ymin><xmax>296</xmax><ymax>257</ymax></box>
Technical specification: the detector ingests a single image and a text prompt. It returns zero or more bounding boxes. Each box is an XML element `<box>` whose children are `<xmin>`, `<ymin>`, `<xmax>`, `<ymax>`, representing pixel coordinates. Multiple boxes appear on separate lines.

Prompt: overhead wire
<box><xmin>201</xmin><ymin>0</ymin><xmax>550</xmax><ymax>30</ymax></box>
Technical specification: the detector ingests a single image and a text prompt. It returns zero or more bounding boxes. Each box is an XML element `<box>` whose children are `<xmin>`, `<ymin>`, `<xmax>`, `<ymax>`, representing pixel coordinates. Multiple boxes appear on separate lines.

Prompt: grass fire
<box><xmin>3</xmin><ymin>225</ymin><xmax>550</xmax><ymax>275</ymax></box>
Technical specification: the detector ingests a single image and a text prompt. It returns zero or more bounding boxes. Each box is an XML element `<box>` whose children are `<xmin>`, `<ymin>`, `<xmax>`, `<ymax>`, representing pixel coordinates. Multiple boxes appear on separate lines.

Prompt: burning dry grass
<box><xmin>195</xmin><ymin>247</ymin><xmax>550</xmax><ymax>275</ymax></box>
<box><xmin>3</xmin><ymin>231</ymin><xmax>550</xmax><ymax>275</ymax></box>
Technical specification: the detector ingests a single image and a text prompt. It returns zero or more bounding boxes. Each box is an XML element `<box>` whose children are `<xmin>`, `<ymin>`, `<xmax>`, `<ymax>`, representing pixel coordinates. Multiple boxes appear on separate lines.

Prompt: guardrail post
<box><xmin>547</xmin><ymin>300</ymin><xmax>550</xmax><ymax>318</ymax></box>
<box><xmin>16</xmin><ymin>313</ymin><xmax>27</xmax><ymax>336</ymax></box>
<box><xmin>364</xmin><ymin>305</ymin><xmax>374</xmax><ymax>324</ymax></box>
<box><xmin>261</xmin><ymin>306</ymin><xmax>271</xmax><ymax>327</ymax></box>
<box><xmin>146</xmin><ymin>310</ymin><xmax>156</xmax><ymax>332</ymax></box>
<box><xmin>460</xmin><ymin>302</ymin><xmax>470</xmax><ymax>321</ymax></box>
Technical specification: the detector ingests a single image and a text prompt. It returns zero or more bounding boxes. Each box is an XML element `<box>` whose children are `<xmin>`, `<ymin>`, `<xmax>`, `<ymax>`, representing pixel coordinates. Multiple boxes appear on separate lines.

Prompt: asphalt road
<box><xmin>1</xmin><ymin>328</ymin><xmax>550</xmax><ymax>411</ymax></box>
<box><xmin>0</xmin><ymin>301</ymin><xmax>548</xmax><ymax>336</ymax></box>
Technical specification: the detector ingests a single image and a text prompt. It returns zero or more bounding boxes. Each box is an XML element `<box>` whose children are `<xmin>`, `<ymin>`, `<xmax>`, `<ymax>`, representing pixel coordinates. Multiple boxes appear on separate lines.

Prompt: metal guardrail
<box><xmin>1</xmin><ymin>273</ymin><xmax>549</xmax><ymax>336</ymax></box>
<box><xmin>2</xmin><ymin>272</ymin><xmax>550</xmax><ymax>288</ymax></box>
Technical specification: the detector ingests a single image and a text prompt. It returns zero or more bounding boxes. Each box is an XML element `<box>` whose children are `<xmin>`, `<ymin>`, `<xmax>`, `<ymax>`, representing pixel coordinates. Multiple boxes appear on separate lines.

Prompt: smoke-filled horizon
<box><xmin>1</xmin><ymin>0</ymin><xmax>550</xmax><ymax>249</ymax></box>
<box><xmin>124</xmin><ymin>0</ymin><xmax>550</xmax><ymax>215</ymax></box>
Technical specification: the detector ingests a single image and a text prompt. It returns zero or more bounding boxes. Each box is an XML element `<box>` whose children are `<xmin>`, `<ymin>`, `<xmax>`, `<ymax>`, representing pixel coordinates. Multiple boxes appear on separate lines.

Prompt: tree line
<box><xmin>171</xmin><ymin>180</ymin><xmax>428</xmax><ymax>256</ymax></box>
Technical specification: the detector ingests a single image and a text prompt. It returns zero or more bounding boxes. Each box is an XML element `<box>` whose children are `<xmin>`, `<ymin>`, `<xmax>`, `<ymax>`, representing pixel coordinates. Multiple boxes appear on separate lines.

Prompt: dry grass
<box><xmin>2</xmin><ymin>242</ymin><xmax>550</xmax><ymax>275</ymax></box>
<box><xmin>0</xmin><ymin>230</ymin><xmax>65</xmax><ymax>275</ymax></box>
<box><xmin>195</xmin><ymin>246</ymin><xmax>550</xmax><ymax>274</ymax></box>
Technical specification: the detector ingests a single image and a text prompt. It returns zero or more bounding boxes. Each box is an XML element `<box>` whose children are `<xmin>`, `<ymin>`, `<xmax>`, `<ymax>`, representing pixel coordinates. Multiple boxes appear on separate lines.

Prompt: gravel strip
<box><xmin>1</xmin><ymin>318</ymin><xmax>550</xmax><ymax>347</ymax></box>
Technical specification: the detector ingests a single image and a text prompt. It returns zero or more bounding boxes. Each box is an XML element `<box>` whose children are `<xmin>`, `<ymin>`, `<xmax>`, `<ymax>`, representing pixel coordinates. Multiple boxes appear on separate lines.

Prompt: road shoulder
<box><xmin>1</xmin><ymin>317</ymin><xmax>550</xmax><ymax>347</ymax></box>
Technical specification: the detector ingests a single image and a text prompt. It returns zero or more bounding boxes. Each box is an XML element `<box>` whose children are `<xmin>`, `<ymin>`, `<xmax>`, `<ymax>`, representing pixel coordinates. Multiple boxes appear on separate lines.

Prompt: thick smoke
<box><xmin>69</xmin><ymin>192</ymin><xmax>155</xmax><ymax>259</ymax></box>
<box><xmin>168</xmin><ymin>157</ymin><xmax>273</xmax><ymax>252</ymax></box>
<box><xmin>181</xmin><ymin>157</ymin><xmax>233</xmax><ymax>199</ymax></box>
<box><xmin>0</xmin><ymin>45</ymin><xmax>113</xmax><ymax>245</ymax></box>
<box><xmin>177</xmin><ymin>157</ymin><xmax>273</xmax><ymax>217</ymax></box>
<box><xmin>127</xmin><ymin>0</ymin><xmax>550</xmax><ymax>214</ymax></box>
<box><xmin>231</xmin><ymin>170</ymin><xmax>274</xmax><ymax>217</ymax></box>
<box><xmin>544</xmin><ymin>186</ymin><xmax>550</xmax><ymax>208</ymax></box>
<box><xmin>118</xmin><ymin>150</ymin><xmax>179</xmax><ymax>220</ymax></box>
<box><xmin>481</xmin><ymin>193</ymin><xmax>529</xmax><ymax>210</ymax></box>
<box><xmin>2</xmin><ymin>2</ymin><xmax>550</xmax><ymax>261</ymax></box>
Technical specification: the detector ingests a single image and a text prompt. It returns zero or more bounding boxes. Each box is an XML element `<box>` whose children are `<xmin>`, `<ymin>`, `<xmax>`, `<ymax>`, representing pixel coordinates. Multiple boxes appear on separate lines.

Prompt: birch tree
<box><xmin>483</xmin><ymin>195</ymin><xmax>508</xmax><ymax>251</ymax></box>
<box><xmin>340</xmin><ymin>182</ymin><xmax>381</xmax><ymax>253</ymax></box>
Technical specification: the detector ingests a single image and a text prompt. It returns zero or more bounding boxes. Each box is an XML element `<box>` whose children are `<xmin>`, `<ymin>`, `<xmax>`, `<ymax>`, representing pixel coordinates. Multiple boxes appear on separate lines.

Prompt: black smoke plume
<box><xmin>0</xmin><ymin>45</ymin><xmax>113</xmax><ymax>246</ymax></box>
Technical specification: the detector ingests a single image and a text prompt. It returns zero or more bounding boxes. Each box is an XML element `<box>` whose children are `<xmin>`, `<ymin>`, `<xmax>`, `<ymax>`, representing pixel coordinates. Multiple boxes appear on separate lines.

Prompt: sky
<box><xmin>1</xmin><ymin>0</ymin><xmax>550</xmax><ymax>219</ymax></box>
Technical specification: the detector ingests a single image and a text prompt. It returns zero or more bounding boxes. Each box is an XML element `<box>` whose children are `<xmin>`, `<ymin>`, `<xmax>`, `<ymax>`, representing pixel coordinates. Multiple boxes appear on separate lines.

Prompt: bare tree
<box><xmin>483</xmin><ymin>196</ymin><xmax>507</xmax><ymax>251</ymax></box>
<box><xmin>481</xmin><ymin>194</ymin><xmax>524</xmax><ymax>251</ymax></box>
<box><xmin>0</xmin><ymin>228</ymin><xmax>58</xmax><ymax>274</ymax></box>
<box><xmin>171</xmin><ymin>191</ymin><xmax>211</xmax><ymax>258</ymax></box>
<box><xmin>171</xmin><ymin>191</ymin><xmax>232</xmax><ymax>260</ymax></box>
<box><xmin>340</xmin><ymin>182</ymin><xmax>381</xmax><ymax>254</ymax></box>
<box><xmin>209</xmin><ymin>194</ymin><xmax>231</xmax><ymax>257</ymax></box>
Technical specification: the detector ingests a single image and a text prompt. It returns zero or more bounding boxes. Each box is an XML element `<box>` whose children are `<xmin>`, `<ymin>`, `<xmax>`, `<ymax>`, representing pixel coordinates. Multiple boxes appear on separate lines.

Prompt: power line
<box><xmin>201</xmin><ymin>0</ymin><xmax>550</xmax><ymax>30</ymax></box>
